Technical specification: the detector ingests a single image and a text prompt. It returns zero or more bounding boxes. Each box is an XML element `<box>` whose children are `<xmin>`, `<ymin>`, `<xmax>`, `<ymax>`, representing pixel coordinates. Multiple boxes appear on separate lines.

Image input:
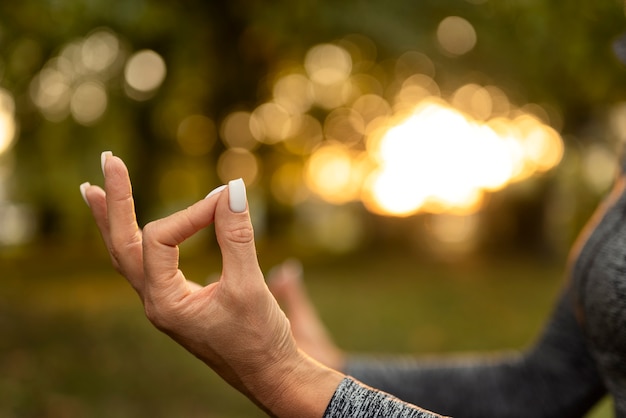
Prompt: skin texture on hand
<box><xmin>81</xmin><ymin>152</ymin><xmax>344</xmax><ymax>417</ymax></box>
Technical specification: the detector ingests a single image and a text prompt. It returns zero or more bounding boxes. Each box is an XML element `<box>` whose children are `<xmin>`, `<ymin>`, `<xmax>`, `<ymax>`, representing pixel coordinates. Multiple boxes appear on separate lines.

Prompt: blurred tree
<box><xmin>0</xmin><ymin>0</ymin><xmax>624</xmax><ymax>256</ymax></box>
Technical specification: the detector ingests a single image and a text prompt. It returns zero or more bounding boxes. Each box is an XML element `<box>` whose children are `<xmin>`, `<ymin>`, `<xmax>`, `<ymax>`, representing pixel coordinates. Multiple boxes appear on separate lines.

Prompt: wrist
<box><xmin>245</xmin><ymin>348</ymin><xmax>345</xmax><ymax>418</ymax></box>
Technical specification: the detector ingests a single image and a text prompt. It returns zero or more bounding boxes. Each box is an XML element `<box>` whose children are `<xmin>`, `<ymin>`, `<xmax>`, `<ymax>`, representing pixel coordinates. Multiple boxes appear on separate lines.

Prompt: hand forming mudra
<box><xmin>79</xmin><ymin>151</ymin><xmax>345</xmax><ymax>417</ymax></box>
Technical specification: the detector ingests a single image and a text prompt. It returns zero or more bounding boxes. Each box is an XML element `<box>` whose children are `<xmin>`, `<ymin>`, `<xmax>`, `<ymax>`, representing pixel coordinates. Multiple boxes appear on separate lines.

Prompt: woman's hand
<box><xmin>80</xmin><ymin>152</ymin><xmax>343</xmax><ymax>417</ymax></box>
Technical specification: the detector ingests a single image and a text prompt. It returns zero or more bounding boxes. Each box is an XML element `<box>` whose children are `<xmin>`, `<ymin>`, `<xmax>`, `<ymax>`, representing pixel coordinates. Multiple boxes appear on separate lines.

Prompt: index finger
<box><xmin>102</xmin><ymin>152</ymin><xmax>144</xmax><ymax>290</ymax></box>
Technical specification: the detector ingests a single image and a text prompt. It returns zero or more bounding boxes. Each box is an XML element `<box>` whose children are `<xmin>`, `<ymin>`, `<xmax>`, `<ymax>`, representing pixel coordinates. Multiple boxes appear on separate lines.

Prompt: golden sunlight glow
<box><xmin>250</xmin><ymin>102</ymin><xmax>296</xmax><ymax>144</ymax></box>
<box><xmin>0</xmin><ymin>89</ymin><xmax>17</xmax><ymax>155</ymax></box>
<box><xmin>303</xmin><ymin>43</ymin><xmax>355</xmax><ymax>110</ymax></box>
<box><xmin>305</xmin><ymin>143</ymin><xmax>362</xmax><ymax>204</ymax></box>
<box><xmin>515</xmin><ymin>115</ymin><xmax>564</xmax><ymax>172</ymax></box>
<box><xmin>273</xmin><ymin>73</ymin><xmax>314</xmax><ymax>114</ymax></box>
<box><xmin>362</xmin><ymin>169</ymin><xmax>427</xmax><ymax>216</ymax></box>
<box><xmin>230</xmin><ymin>36</ymin><xmax>565</xmax><ymax>218</ymax></box>
<box><xmin>324</xmin><ymin>107</ymin><xmax>365</xmax><ymax>146</ymax></box>
<box><xmin>451</xmin><ymin>84</ymin><xmax>492</xmax><ymax>120</ymax></box>
<box><xmin>358</xmin><ymin>99</ymin><xmax>562</xmax><ymax>216</ymax></box>
<box><xmin>283</xmin><ymin>114</ymin><xmax>324</xmax><ymax>155</ymax></box>
<box><xmin>394</xmin><ymin>74</ymin><xmax>441</xmax><ymax>113</ymax></box>
<box><xmin>305</xmin><ymin>44</ymin><xmax>352</xmax><ymax>85</ymax></box>
<box><xmin>351</xmin><ymin>94</ymin><xmax>392</xmax><ymax>134</ymax></box>
<box><xmin>311</xmin><ymin>78</ymin><xmax>354</xmax><ymax>110</ymax></box>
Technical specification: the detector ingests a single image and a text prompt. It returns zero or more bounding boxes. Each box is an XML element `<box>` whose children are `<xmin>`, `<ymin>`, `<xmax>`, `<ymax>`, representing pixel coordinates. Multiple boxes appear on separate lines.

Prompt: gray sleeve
<box><xmin>345</xmin><ymin>287</ymin><xmax>605</xmax><ymax>418</ymax></box>
<box><xmin>323</xmin><ymin>377</ymin><xmax>447</xmax><ymax>418</ymax></box>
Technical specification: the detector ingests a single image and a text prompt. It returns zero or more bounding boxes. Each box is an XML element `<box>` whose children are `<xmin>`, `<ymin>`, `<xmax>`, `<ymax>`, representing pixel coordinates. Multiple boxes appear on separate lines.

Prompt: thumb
<box><xmin>215</xmin><ymin>179</ymin><xmax>262</xmax><ymax>283</ymax></box>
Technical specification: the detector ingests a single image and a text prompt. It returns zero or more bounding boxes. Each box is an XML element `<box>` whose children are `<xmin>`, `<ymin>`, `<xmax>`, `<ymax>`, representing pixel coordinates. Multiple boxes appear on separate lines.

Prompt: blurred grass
<box><xmin>0</xmin><ymin>246</ymin><xmax>614</xmax><ymax>417</ymax></box>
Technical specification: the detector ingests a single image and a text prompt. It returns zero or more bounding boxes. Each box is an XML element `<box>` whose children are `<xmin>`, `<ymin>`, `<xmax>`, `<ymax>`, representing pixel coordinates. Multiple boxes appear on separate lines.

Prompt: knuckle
<box><xmin>223</xmin><ymin>219</ymin><xmax>254</xmax><ymax>244</ymax></box>
<box><xmin>141</xmin><ymin>221</ymin><xmax>163</xmax><ymax>250</ymax></box>
<box><xmin>107</xmin><ymin>244</ymin><xmax>127</xmax><ymax>272</ymax></box>
<box><xmin>141</xmin><ymin>221</ymin><xmax>158</xmax><ymax>240</ymax></box>
<box><xmin>108</xmin><ymin>232</ymin><xmax>142</xmax><ymax>268</ymax></box>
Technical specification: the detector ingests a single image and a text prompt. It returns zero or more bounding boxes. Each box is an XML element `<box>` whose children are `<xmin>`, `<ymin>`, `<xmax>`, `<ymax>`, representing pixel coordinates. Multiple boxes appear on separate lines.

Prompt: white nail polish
<box><xmin>205</xmin><ymin>184</ymin><xmax>227</xmax><ymax>199</ymax></box>
<box><xmin>101</xmin><ymin>151</ymin><xmax>112</xmax><ymax>176</ymax></box>
<box><xmin>80</xmin><ymin>182</ymin><xmax>91</xmax><ymax>207</ymax></box>
<box><xmin>228</xmin><ymin>178</ymin><xmax>247</xmax><ymax>213</ymax></box>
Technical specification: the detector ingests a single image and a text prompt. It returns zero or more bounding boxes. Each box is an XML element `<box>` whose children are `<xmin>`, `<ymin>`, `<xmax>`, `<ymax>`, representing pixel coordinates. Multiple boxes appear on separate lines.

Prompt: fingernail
<box><xmin>101</xmin><ymin>151</ymin><xmax>112</xmax><ymax>176</ymax></box>
<box><xmin>228</xmin><ymin>178</ymin><xmax>247</xmax><ymax>213</ymax></box>
<box><xmin>205</xmin><ymin>184</ymin><xmax>227</xmax><ymax>199</ymax></box>
<box><xmin>79</xmin><ymin>182</ymin><xmax>91</xmax><ymax>207</ymax></box>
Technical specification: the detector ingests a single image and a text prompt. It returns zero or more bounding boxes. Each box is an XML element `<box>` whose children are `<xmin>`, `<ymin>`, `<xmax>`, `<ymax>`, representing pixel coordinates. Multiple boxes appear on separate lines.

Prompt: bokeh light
<box><xmin>30</xmin><ymin>65</ymin><xmax>72</xmax><ymax>121</ymax></box>
<box><xmin>0</xmin><ymin>89</ymin><xmax>17</xmax><ymax>155</ymax></box>
<box><xmin>337</xmin><ymin>33</ymin><xmax>378</xmax><ymax>73</ymax></box>
<box><xmin>437</xmin><ymin>16</ymin><xmax>477</xmax><ymax>56</ymax></box>
<box><xmin>305</xmin><ymin>43</ymin><xmax>353</xmax><ymax>85</ymax></box>
<box><xmin>305</xmin><ymin>142</ymin><xmax>364</xmax><ymax>204</ymax></box>
<box><xmin>359</xmin><ymin>99</ymin><xmax>562</xmax><ymax>216</ymax></box>
<box><xmin>70</xmin><ymin>80</ymin><xmax>108</xmax><ymax>125</ymax></box>
<box><xmin>21</xmin><ymin>25</ymin><xmax>569</xmax><ymax>254</ymax></box>
<box><xmin>0</xmin><ymin>203</ymin><xmax>36</xmax><ymax>246</ymax></box>
<box><xmin>177</xmin><ymin>114</ymin><xmax>217</xmax><ymax>156</ymax></box>
<box><xmin>273</xmin><ymin>73</ymin><xmax>315</xmax><ymax>114</ymax></box>
<box><xmin>250</xmin><ymin>102</ymin><xmax>296</xmax><ymax>144</ymax></box>
<box><xmin>226</xmin><ymin>36</ymin><xmax>565</xmax><ymax>219</ymax></box>
<box><xmin>351</xmin><ymin>94</ymin><xmax>392</xmax><ymax>134</ymax></box>
<box><xmin>217</xmin><ymin>148</ymin><xmax>260</xmax><ymax>185</ymax></box>
<box><xmin>451</xmin><ymin>84</ymin><xmax>493</xmax><ymax>120</ymax></box>
<box><xmin>393</xmin><ymin>74</ymin><xmax>441</xmax><ymax>113</ymax></box>
<box><xmin>28</xmin><ymin>28</ymin><xmax>125</xmax><ymax>125</ymax></box>
<box><xmin>582</xmin><ymin>144</ymin><xmax>617</xmax><ymax>192</ymax></box>
<box><xmin>395</xmin><ymin>51</ymin><xmax>436</xmax><ymax>79</ymax></box>
<box><xmin>124</xmin><ymin>49</ymin><xmax>167</xmax><ymax>99</ymax></box>
<box><xmin>324</xmin><ymin>107</ymin><xmax>365</xmax><ymax>146</ymax></box>
<box><xmin>81</xmin><ymin>28</ymin><xmax>120</xmax><ymax>75</ymax></box>
<box><xmin>220</xmin><ymin>111</ymin><xmax>259</xmax><ymax>150</ymax></box>
<box><xmin>282</xmin><ymin>114</ymin><xmax>324</xmax><ymax>155</ymax></box>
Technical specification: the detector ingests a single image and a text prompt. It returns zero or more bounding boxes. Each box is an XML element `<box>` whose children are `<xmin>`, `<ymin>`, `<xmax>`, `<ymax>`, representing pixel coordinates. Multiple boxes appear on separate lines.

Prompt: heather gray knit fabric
<box><xmin>323</xmin><ymin>377</ymin><xmax>446</xmax><ymax>418</ymax></box>
<box><xmin>340</xmin><ymin>175</ymin><xmax>626</xmax><ymax>417</ymax></box>
<box><xmin>345</xmin><ymin>288</ymin><xmax>605</xmax><ymax>417</ymax></box>
<box><xmin>573</xmin><ymin>172</ymin><xmax>626</xmax><ymax>416</ymax></box>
